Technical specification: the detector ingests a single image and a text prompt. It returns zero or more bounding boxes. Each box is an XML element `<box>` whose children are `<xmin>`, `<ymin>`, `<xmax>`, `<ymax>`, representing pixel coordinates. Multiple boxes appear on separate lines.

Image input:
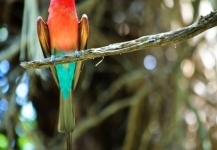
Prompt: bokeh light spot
<box><xmin>200</xmin><ymin>50</ymin><xmax>215</xmax><ymax>69</ymax></box>
<box><xmin>117</xmin><ymin>23</ymin><xmax>130</xmax><ymax>36</ymax></box>
<box><xmin>193</xmin><ymin>81</ymin><xmax>206</xmax><ymax>96</ymax></box>
<box><xmin>0</xmin><ymin>99</ymin><xmax>9</xmax><ymax>112</ymax></box>
<box><xmin>180</xmin><ymin>2</ymin><xmax>193</xmax><ymax>24</ymax></box>
<box><xmin>207</xmin><ymin>81</ymin><xmax>217</xmax><ymax>94</ymax></box>
<box><xmin>185</xmin><ymin>111</ymin><xmax>197</xmax><ymax>125</ymax></box>
<box><xmin>16</xmin><ymin>97</ymin><xmax>27</xmax><ymax>106</ymax></box>
<box><xmin>0</xmin><ymin>60</ymin><xmax>10</xmax><ymax>75</ymax></box>
<box><xmin>2</xmin><ymin>84</ymin><xmax>9</xmax><ymax>94</ymax></box>
<box><xmin>23</xmin><ymin>143</ymin><xmax>35</xmax><ymax>150</ymax></box>
<box><xmin>16</xmin><ymin>83</ymin><xmax>29</xmax><ymax>98</ymax></box>
<box><xmin>0</xmin><ymin>27</ymin><xmax>8</xmax><ymax>42</ymax></box>
<box><xmin>163</xmin><ymin>0</ymin><xmax>174</xmax><ymax>8</ymax></box>
<box><xmin>143</xmin><ymin>55</ymin><xmax>157</xmax><ymax>70</ymax></box>
<box><xmin>129</xmin><ymin>1</ymin><xmax>143</xmax><ymax>13</ymax></box>
<box><xmin>0</xmin><ymin>77</ymin><xmax>8</xmax><ymax>87</ymax></box>
<box><xmin>15</xmin><ymin>123</ymin><xmax>25</xmax><ymax>137</ymax></box>
<box><xmin>0</xmin><ymin>134</ymin><xmax>8</xmax><ymax>149</ymax></box>
<box><xmin>113</xmin><ymin>11</ymin><xmax>126</xmax><ymax>24</ymax></box>
<box><xmin>18</xmin><ymin>137</ymin><xmax>35</xmax><ymax>150</ymax></box>
<box><xmin>20</xmin><ymin>102</ymin><xmax>37</xmax><ymax>121</ymax></box>
<box><xmin>181</xmin><ymin>59</ymin><xmax>195</xmax><ymax>78</ymax></box>
<box><xmin>199</xmin><ymin>0</ymin><xmax>213</xmax><ymax>16</ymax></box>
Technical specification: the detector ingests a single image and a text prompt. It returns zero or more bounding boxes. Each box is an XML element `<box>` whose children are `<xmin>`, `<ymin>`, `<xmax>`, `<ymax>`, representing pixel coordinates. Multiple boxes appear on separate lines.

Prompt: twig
<box><xmin>20</xmin><ymin>11</ymin><xmax>217</xmax><ymax>69</ymax></box>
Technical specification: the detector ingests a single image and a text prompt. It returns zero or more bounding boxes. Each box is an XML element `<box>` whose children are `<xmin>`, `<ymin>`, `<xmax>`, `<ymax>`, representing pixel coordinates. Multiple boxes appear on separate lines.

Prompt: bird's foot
<box><xmin>74</xmin><ymin>50</ymin><xmax>80</xmax><ymax>58</ymax></box>
<box><xmin>50</xmin><ymin>55</ymin><xmax>55</xmax><ymax>62</ymax></box>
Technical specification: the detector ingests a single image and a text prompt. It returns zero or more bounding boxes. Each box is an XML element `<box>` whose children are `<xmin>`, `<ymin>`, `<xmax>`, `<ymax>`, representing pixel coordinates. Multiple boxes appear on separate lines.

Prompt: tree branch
<box><xmin>20</xmin><ymin>11</ymin><xmax>217</xmax><ymax>69</ymax></box>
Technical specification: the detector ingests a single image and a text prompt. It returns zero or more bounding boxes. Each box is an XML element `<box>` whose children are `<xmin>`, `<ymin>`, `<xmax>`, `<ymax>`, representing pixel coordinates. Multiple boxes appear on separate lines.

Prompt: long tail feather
<box><xmin>58</xmin><ymin>92</ymin><xmax>75</xmax><ymax>132</ymax></box>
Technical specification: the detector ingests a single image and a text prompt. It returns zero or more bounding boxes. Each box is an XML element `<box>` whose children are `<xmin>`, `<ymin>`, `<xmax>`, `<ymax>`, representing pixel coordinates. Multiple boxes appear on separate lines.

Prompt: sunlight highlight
<box><xmin>199</xmin><ymin>0</ymin><xmax>213</xmax><ymax>16</ymax></box>
<box><xmin>180</xmin><ymin>2</ymin><xmax>193</xmax><ymax>24</ymax></box>
<box><xmin>181</xmin><ymin>59</ymin><xmax>195</xmax><ymax>78</ymax></box>
<box><xmin>20</xmin><ymin>102</ymin><xmax>37</xmax><ymax>121</ymax></box>
<box><xmin>163</xmin><ymin>0</ymin><xmax>174</xmax><ymax>8</ymax></box>
<box><xmin>0</xmin><ymin>27</ymin><xmax>8</xmax><ymax>42</ymax></box>
<box><xmin>193</xmin><ymin>81</ymin><xmax>206</xmax><ymax>97</ymax></box>
<box><xmin>0</xmin><ymin>60</ymin><xmax>10</xmax><ymax>75</ymax></box>
<box><xmin>199</xmin><ymin>49</ymin><xmax>215</xmax><ymax>70</ymax></box>
<box><xmin>143</xmin><ymin>55</ymin><xmax>157</xmax><ymax>70</ymax></box>
<box><xmin>16</xmin><ymin>83</ymin><xmax>29</xmax><ymax>98</ymax></box>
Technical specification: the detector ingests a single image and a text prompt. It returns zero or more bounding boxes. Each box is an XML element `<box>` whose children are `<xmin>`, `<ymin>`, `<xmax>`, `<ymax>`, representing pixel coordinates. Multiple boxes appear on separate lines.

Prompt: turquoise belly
<box><xmin>55</xmin><ymin>62</ymin><xmax>76</xmax><ymax>100</ymax></box>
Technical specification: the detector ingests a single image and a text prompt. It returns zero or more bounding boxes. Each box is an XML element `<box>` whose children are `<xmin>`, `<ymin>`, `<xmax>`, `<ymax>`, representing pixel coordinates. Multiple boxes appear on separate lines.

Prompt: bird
<box><xmin>36</xmin><ymin>0</ymin><xmax>89</xmax><ymax>149</ymax></box>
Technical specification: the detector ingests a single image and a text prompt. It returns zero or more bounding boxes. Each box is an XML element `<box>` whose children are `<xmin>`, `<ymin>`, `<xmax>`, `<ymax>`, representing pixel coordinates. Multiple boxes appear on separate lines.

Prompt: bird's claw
<box><xmin>51</xmin><ymin>55</ymin><xmax>55</xmax><ymax>62</ymax></box>
<box><xmin>74</xmin><ymin>50</ymin><xmax>80</xmax><ymax>58</ymax></box>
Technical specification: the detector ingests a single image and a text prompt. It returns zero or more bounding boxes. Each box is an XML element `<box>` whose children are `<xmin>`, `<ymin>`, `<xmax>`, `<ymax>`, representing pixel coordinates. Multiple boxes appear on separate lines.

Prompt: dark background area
<box><xmin>0</xmin><ymin>0</ymin><xmax>217</xmax><ymax>150</ymax></box>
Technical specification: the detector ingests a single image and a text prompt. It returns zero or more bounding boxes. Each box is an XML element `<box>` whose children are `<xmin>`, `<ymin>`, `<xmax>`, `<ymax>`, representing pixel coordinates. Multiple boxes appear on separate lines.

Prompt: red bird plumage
<box><xmin>48</xmin><ymin>0</ymin><xmax>79</xmax><ymax>51</ymax></box>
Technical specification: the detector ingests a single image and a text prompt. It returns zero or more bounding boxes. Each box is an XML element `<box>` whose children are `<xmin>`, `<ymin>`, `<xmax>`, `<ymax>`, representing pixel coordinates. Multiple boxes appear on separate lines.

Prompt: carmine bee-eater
<box><xmin>37</xmin><ymin>0</ymin><xmax>89</xmax><ymax>149</ymax></box>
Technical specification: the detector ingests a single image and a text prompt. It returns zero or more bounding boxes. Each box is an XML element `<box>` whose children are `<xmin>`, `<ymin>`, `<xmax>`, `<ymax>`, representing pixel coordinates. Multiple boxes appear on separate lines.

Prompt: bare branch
<box><xmin>20</xmin><ymin>11</ymin><xmax>217</xmax><ymax>69</ymax></box>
